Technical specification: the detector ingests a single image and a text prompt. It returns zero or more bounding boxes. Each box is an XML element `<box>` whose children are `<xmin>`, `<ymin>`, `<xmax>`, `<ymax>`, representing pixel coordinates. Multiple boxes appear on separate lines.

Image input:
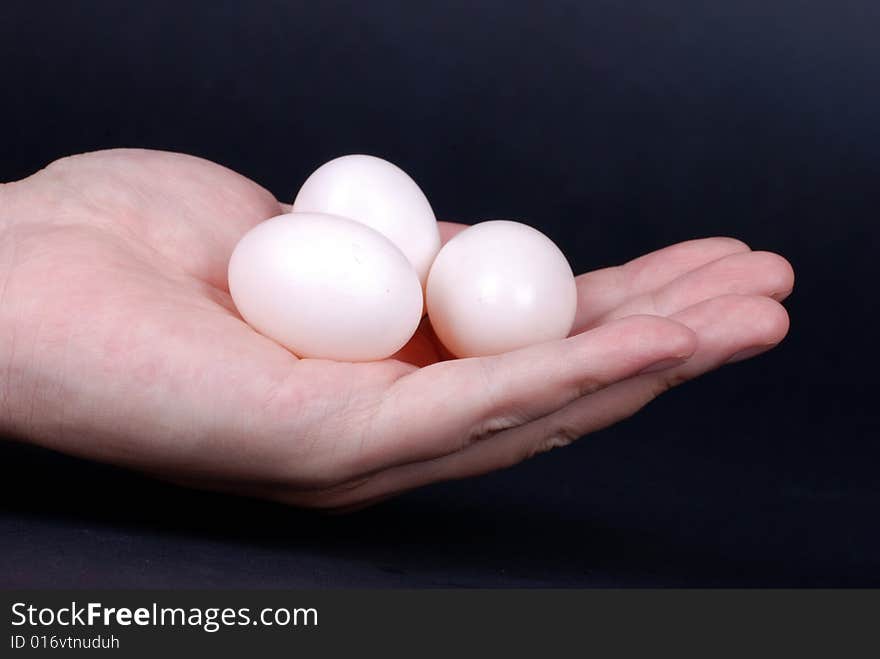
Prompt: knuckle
<box><xmin>40</xmin><ymin>154</ymin><xmax>77</xmax><ymax>175</ymax></box>
<box><xmin>527</xmin><ymin>421</ymin><xmax>583</xmax><ymax>459</ymax></box>
<box><xmin>471</xmin><ymin>411</ymin><xmax>529</xmax><ymax>445</ymax></box>
<box><xmin>468</xmin><ymin>358</ymin><xmax>534</xmax><ymax>444</ymax></box>
<box><xmin>530</xmin><ymin>434</ymin><xmax>575</xmax><ymax>459</ymax></box>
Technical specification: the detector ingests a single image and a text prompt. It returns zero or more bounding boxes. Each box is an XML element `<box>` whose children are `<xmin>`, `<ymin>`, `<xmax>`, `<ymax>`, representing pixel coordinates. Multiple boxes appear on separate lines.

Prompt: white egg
<box><xmin>228</xmin><ymin>212</ymin><xmax>423</xmax><ymax>362</ymax></box>
<box><xmin>426</xmin><ymin>220</ymin><xmax>578</xmax><ymax>358</ymax></box>
<box><xmin>292</xmin><ymin>154</ymin><xmax>441</xmax><ymax>288</ymax></box>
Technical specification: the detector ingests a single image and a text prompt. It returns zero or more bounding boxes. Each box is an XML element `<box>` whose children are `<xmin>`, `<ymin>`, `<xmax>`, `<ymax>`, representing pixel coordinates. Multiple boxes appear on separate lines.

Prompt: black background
<box><xmin>1</xmin><ymin>1</ymin><xmax>877</xmax><ymax>587</ymax></box>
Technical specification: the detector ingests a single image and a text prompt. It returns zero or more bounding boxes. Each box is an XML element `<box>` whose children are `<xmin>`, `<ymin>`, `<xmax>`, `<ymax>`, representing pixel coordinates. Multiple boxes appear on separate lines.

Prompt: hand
<box><xmin>0</xmin><ymin>149</ymin><xmax>793</xmax><ymax>511</ymax></box>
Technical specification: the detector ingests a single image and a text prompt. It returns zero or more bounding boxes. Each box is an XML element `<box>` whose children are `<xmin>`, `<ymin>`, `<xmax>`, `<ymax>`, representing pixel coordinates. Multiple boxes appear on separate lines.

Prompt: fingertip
<box><xmin>751</xmin><ymin>251</ymin><xmax>795</xmax><ymax>300</ymax></box>
<box><xmin>723</xmin><ymin>295</ymin><xmax>790</xmax><ymax>347</ymax></box>
<box><xmin>761</xmin><ymin>297</ymin><xmax>791</xmax><ymax>346</ymax></box>
<box><xmin>724</xmin><ymin>300</ymin><xmax>789</xmax><ymax>364</ymax></box>
<box><xmin>656</xmin><ymin>315</ymin><xmax>700</xmax><ymax>358</ymax></box>
<box><xmin>670</xmin><ymin>294</ymin><xmax>790</xmax><ymax>365</ymax></box>
<box><xmin>673</xmin><ymin>322</ymin><xmax>700</xmax><ymax>358</ymax></box>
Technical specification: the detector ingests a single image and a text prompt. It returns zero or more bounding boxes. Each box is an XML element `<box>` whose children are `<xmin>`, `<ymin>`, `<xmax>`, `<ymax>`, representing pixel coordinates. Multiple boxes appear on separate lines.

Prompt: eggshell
<box><xmin>228</xmin><ymin>212</ymin><xmax>423</xmax><ymax>361</ymax></box>
<box><xmin>292</xmin><ymin>154</ymin><xmax>441</xmax><ymax>288</ymax></box>
<box><xmin>426</xmin><ymin>220</ymin><xmax>577</xmax><ymax>358</ymax></box>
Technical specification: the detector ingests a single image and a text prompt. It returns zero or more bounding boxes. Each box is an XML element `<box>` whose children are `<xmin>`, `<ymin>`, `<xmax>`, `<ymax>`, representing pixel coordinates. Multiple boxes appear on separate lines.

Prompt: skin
<box><xmin>0</xmin><ymin>149</ymin><xmax>793</xmax><ymax>511</ymax></box>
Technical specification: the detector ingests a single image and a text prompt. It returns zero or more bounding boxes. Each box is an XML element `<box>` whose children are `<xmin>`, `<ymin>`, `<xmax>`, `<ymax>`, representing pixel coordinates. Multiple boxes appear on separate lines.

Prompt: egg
<box><xmin>228</xmin><ymin>212</ymin><xmax>423</xmax><ymax>361</ymax></box>
<box><xmin>426</xmin><ymin>220</ymin><xmax>578</xmax><ymax>358</ymax></box>
<box><xmin>292</xmin><ymin>154</ymin><xmax>441</xmax><ymax>288</ymax></box>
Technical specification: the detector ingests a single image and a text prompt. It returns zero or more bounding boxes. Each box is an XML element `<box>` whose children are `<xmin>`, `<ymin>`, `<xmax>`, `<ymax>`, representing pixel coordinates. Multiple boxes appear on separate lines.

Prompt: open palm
<box><xmin>0</xmin><ymin>149</ymin><xmax>793</xmax><ymax>510</ymax></box>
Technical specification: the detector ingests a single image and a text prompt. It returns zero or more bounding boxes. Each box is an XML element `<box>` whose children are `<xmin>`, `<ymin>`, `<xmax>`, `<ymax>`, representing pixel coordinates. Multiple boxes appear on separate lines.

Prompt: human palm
<box><xmin>0</xmin><ymin>149</ymin><xmax>793</xmax><ymax>510</ymax></box>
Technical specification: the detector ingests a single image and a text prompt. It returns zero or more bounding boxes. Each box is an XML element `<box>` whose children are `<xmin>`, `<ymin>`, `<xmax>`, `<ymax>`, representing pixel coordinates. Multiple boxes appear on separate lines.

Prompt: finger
<box><xmin>441</xmin><ymin>233</ymin><xmax>751</xmax><ymax>333</ymax></box>
<box><xmin>308</xmin><ymin>294</ymin><xmax>788</xmax><ymax>509</ymax></box>
<box><xmin>572</xmin><ymin>237</ymin><xmax>751</xmax><ymax>333</ymax></box>
<box><xmin>515</xmin><ymin>294</ymin><xmax>791</xmax><ymax>456</ymax></box>
<box><xmin>417</xmin><ymin>295</ymin><xmax>789</xmax><ymax>485</ymax></box>
<box><xmin>356</xmin><ymin>314</ymin><xmax>697</xmax><ymax>472</ymax></box>
<box><xmin>595</xmin><ymin>250</ymin><xmax>795</xmax><ymax>324</ymax></box>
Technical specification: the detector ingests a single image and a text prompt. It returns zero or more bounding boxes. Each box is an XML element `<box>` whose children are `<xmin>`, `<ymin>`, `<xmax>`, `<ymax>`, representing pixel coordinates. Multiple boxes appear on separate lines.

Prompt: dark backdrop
<box><xmin>1</xmin><ymin>1</ymin><xmax>877</xmax><ymax>587</ymax></box>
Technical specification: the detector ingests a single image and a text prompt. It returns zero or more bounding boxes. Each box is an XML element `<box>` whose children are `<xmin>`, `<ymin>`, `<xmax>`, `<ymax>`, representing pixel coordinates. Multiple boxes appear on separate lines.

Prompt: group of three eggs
<box><xmin>228</xmin><ymin>155</ymin><xmax>578</xmax><ymax>361</ymax></box>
